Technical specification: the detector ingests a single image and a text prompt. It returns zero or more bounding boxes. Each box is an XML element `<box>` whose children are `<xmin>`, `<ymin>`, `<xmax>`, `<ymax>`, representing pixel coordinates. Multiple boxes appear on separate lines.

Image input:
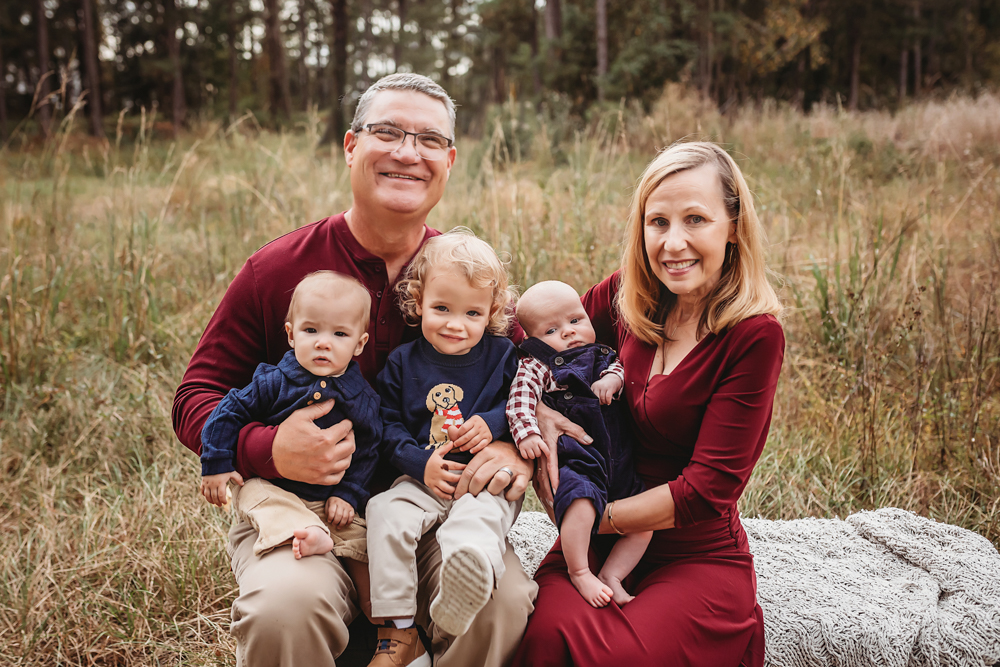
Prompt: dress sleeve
<box><xmin>667</xmin><ymin>317</ymin><xmax>785</xmax><ymax>528</ymax></box>
<box><xmin>581</xmin><ymin>272</ymin><xmax>621</xmax><ymax>349</ymax></box>
<box><xmin>172</xmin><ymin>259</ymin><xmax>282</xmax><ymax>480</ymax></box>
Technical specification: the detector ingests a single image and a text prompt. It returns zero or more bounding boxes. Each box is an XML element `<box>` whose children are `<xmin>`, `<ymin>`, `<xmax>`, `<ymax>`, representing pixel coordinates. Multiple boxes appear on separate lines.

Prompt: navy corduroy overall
<box><xmin>519</xmin><ymin>338</ymin><xmax>644</xmax><ymax>532</ymax></box>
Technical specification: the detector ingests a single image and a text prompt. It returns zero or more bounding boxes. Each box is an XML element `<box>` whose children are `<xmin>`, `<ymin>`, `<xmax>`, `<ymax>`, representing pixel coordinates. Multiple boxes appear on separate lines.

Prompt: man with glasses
<box><xmin>173</xmin><ymin>73</ymin><xmax>536</xmax><ymax>667</ymax></box>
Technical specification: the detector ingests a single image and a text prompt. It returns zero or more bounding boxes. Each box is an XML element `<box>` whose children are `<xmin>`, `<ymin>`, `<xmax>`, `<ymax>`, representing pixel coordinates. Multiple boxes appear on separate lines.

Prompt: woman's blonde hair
<box><xmin>397</xmin><ymin>227</ymin><xmax>515</xmax><ymax>336</ymax></box>
<box><xmin>617</xmin><ymin>141</ymin><xmax>782</xmax><ymax>344</ymax></box>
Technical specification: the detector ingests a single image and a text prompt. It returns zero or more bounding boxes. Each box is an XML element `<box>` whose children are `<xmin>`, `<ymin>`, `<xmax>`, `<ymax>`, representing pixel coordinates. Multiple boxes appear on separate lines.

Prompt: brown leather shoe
<box><xmin>367</xmin><ymin>627</ymin><xmax>431</xmax><ymax>667</ymax></box>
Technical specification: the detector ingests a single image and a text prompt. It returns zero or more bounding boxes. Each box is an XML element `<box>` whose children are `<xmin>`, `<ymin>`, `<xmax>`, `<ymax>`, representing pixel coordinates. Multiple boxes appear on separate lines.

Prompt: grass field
<box><xmin>2</xmin><ymin>87</ymin><xmax>999</xmax><ymax>664</ymax></box>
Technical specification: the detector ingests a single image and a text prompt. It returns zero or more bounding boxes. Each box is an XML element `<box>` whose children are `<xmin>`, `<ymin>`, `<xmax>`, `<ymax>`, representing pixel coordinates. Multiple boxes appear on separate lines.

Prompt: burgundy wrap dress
<box><xmin>512</xmin><ymin>273</ymin><xmax>784</xmax><ymax>667</ymax></box>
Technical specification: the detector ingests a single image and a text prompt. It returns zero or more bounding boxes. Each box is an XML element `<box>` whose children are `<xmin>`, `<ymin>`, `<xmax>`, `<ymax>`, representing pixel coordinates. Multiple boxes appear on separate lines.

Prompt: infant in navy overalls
<box><xmin>508</xmin><ymin>281</ymin><xmax>652</xmax><ymax>608</ymax></box>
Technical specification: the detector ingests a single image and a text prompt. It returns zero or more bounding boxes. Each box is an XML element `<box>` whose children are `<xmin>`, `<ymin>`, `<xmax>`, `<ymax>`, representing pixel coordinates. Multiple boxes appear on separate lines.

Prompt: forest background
<box><xmin>2</xmin><ymin>0</ymin><xmax>1000</xmax><ymax>664</ymax></box>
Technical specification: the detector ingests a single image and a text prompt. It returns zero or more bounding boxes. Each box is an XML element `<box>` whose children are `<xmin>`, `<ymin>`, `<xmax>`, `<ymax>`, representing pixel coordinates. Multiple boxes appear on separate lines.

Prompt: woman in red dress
<box><xmin>513</xmin><ymin>142</ymin><xmax>784</xmax><ymax>667</ymax></box>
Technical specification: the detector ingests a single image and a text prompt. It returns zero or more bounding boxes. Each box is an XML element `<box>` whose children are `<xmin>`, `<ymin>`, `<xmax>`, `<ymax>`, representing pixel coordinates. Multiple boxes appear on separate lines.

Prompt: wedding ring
<box><xmin>498</xmin><ymin>466</ymin><xmax>514</xmax><ymax>479</ymax></box>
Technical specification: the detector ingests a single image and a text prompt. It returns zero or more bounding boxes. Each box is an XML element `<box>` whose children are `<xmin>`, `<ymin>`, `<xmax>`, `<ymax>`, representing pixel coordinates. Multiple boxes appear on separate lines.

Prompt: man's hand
<box><xmin>424</xmin><ymin>442</ymin><xmax>467</xmax><ymax>500</ymax></box>
<box><xmin>591</xmin><ymin>374</ymin><xmax>623</xmax><ymax>405</ymax></box>
<box><xmin>448</xmin><ymin>416</ymin><xmax>493</xmax><ymax>454</ymax></box>
<box><xmin>455</xmin><ymin>439</ymin><xmax>532</xmax><ymax>501</ymax></box>
<box><xmin>534</xmin><ymin>400</ymin><xmax>592</xmax><ymax>494</ymax></box>
<box><xmin>516</xmin><ymin>433</ymin><xmax>546</xmax><ymax>460</ymax></box>
<box><xmin>326</xmin><ymin>496</ymin><xmax>355</xmax><ymax>529</ymax></box>
<box><xmin>201</xmin><ymin>470</ymin><xmax>244</xmax><ymax>506</ymax></box>
<box><xmin>272</xmin><ymin>400</ymin><xmax>355</xmax><ymax>485</ymax></box>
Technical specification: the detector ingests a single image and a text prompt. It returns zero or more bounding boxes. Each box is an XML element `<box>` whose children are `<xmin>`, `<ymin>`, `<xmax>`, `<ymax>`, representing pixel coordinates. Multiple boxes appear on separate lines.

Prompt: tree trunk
<box><xmin>848</xmin><ymin>32</ymin><xmax>861</xmax><ymax>111</ymax></box>
<box><xmin>359</xmin><ymin>0</ymin><xmax>373</xmax><ymax>89</ymax></box>
<box><xmin>794</xmin><ymin>48</ymin><xmax>807</xmax><ymax>110</ymax></box>
<box><xmin>898</xmin><ymin>48</ymin><xmax>908</xmax><ymax>101</ymax></box>
<box><xmin>912</xmin><ymin>1</ymin><xmax>922</xmax><ymax>96</ymax></box>
<box><xmin>165</xmin><ymin>0</ymin><xmax>185</xmax><ymax>137</ymax></box>
<box><xmin>319</xmin><ymin>0</ymin><xmax>348</xmax><ymax>146</ymax></box>
<box><xmin>298</xmin><ymin>0</ymin><xmax>311</xmax><ymax>110</ymax></box>
<box><xmin>228</xmin><ymin>0</ymin><xmax>239</xmax><ymax>120</ymax></box>
<box><xmin>702</xmin><ymin>0</ymin><xmax>713</xmax><ymax>99</ymax></box>
<box><xmin>963</xmin><ymin>0</ymin><xmax>973</xmax><ymax>80</ymax></box>
<box><xmin>545</xmin><ymin>0</ymin><xmax>561</xmax><ymax>41</ymax></box>
<box><xmin>0</xmin><ymin>35</ymin><xmax>8</xmax><ymax>141</ymax></box>
<box><xmin>492</xmin><ymin>45</ymin><xmax>505</xmax><ymax>104</ymax></box>
<box><xmin>36</xmin><ymin>0</ymin><xmax>52</xmax><ymax>137</ymax></box>
<box><xmin>80</xmin><ymin>0</ymin><xmax>105</xmax><ymax>137</ymax></box>
<box><xmin>394</xmin><ymin>0</ymin><xmax>408</xmax><ymax>73</ymax></box>
<box><xmin>545</xmin><ymin>0</ymin><xmax>561</xmax><ymax>67</ymax></box>
<box><xmin>529</xmin><ymin>0</ymin><xmax>542</xmax><ymax>98</ymax></box>
<box><xmin>264</xmin><ymin>0</ymin><xmax>293</xmax><ymax>123</ymax></box>
<box><xmin>596</xmin><ymin>0</ymin><xmax>607</xmax><ymax>101</ymax></box>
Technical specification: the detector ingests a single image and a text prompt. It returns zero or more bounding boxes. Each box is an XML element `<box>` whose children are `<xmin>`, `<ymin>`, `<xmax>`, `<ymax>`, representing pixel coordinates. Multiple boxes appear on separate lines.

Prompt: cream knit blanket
<box><xmin>507</xmin><ymin>508</ymin><xmax>1000</xmax><ymax>666</ymax></box>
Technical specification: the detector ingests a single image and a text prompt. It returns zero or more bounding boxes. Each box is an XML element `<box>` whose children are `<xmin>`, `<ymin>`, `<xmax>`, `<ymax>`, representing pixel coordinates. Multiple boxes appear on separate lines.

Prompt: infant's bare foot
<box><xmin>570</xmin><ymin>569</ymin><xmax>613</xmax><ymax>608</ymax></box>
<box><xmin>292</xmin><ymin>526</ymin><xmax>333</xmax><ymax>559</ymax></box>
<box><xmin>598</xmin><ymin>572</ymin><xmax>635</xmax><ymax>606</ymax></box>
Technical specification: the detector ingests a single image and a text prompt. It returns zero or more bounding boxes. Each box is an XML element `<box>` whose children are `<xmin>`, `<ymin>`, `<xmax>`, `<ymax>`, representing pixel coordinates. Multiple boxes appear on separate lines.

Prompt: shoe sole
<box><xmin>430</xmin><ymin>546</ymin><xmax>493</xmax><ymax>637</ymax></box>
<box><xmin>409</xmin><ymin>652</ymin><xmax>431</xmax><ymax>667</ymax></box>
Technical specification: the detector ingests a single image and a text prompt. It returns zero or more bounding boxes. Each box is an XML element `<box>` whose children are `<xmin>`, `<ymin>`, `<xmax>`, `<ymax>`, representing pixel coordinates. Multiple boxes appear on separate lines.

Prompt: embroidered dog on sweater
<box><xmin>425</xmin><ymin>383</ymin><xmax>465</xmax><ymax>449</ymax></box>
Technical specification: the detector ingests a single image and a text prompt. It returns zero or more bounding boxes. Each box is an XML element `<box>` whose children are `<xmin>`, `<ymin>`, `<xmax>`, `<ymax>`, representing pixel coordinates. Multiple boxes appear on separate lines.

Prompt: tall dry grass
<box><xmin>1</xmin><ymin>90</ymin><xmax>998</xmax><ymax>664</ymax></box>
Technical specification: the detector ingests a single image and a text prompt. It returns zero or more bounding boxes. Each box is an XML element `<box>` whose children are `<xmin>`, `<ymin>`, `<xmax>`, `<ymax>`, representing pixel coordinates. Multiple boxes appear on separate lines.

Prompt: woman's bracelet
<box><xmin>608</xmin><ymin>500</ymin><xmax>625</xmax><ymax>535</ymax></box>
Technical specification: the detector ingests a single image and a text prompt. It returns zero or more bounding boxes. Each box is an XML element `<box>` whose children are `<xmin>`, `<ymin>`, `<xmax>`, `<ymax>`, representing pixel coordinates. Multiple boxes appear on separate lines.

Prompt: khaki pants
<box><xmin>367</xmin><ymin>476</ymin><xmax>521</xmax><ymax>620</ymax></box>
<box><xmin>232</xmin><ymin>478</ymin><xmax>369</xmax><ymax>561</ymax></box>
<box><xmin>227</xmin><ymin>487</ymin><xmax>537</xmax><ymax>667</ymax></box>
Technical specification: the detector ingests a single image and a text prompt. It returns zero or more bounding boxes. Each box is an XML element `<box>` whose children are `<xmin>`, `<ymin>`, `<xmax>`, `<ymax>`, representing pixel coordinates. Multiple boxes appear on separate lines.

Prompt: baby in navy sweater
<box><xmin>508</xmin><ymin>281</ymin><xmax>652</xmax><ymax>608</ymax></box>
<box><xmin>199</xmin><ymin>271</ymin><xmax>381</xmax><ymax>615</ymax></box>
<box><xmin>366</xmin><ymin>229</ymin><xmax>518</xmax><ymax>659</ymax></box>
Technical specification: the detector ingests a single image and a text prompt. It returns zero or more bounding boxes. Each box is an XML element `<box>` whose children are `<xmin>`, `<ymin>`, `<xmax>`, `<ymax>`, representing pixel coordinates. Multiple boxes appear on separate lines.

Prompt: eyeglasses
<box><xmin>361</xmin><ymin>124</ymin><xmax>454</xmax><ymax>160</ymax></box>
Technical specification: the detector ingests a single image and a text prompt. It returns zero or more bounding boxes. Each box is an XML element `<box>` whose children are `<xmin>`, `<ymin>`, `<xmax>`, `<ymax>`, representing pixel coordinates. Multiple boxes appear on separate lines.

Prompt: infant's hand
<box><xmin>326</xmin><ymin>496</ymin><xmax>355</xmax><ymax>528</ymax></box>
<box><xmin>424</xmin><ymin>442</ymin><xmax>467</xmax><ymax>500</ymax></box>
<box><xmin>448</xmin><ymin>415</ymin><xmax>493</xmax><ymax>454</ymax></box>
<box><xmin>517</xmin><ymin>433</ymin><xmax>547</xmax><ymax>460</ymax></box>
<box><xmin>200</xmin><ymin>470</ymin><xmax>244</xmax><ymax>507</ymax></box>
<box><xmin>591</xmin><ymin>374</ymin><xmax>623</xmax><ymax>406</ymax></box>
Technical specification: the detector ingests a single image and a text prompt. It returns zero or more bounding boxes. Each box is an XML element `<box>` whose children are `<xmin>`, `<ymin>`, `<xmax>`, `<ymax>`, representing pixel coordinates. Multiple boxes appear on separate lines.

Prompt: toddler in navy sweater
<box><xmin>508</xmin><ymin>281</ymin><xmax>652</xmax><ymax>608</ymax></box>
<box><xmin>199</xmin><ymin>271</ymin><xmax>381</xmax><ymax>615</ymax></box>
<box><xmin>366</xmin><ymin>229</ymin><xmax>519</xmax><ymax>659</ymax></box>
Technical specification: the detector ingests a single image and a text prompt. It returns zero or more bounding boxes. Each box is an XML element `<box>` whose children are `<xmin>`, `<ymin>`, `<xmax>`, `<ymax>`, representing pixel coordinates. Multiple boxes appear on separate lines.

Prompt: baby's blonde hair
<box><xmin>286</xmin><ymin>271</ymin><xmax>372</xmax><ymax>329</ymax></box>
<box><xmin>396</xmin><ymin>227</ymin><xmax>514</xmax><ymax>336</ymax></box>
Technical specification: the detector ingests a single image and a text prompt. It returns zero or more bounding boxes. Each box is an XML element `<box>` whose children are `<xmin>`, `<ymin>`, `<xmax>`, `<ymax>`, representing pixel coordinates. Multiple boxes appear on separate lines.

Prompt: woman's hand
<box><xmin>455</xmin><ymin>439</ymin><xmax>532</xmax><ymax>501</ymax></box>
<box><xmin>533</xmin><ymin>401</ymin><xmax>592</xmax><ymax>494</ymax></box>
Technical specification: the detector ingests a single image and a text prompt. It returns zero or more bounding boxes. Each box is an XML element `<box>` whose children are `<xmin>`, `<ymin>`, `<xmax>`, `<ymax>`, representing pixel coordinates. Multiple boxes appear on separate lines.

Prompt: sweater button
<box><xmin>308</xmin><ymin>400</ymin><xmax>314</xmax><ymax>405</ymax></box>
<box><xmin>313</xmin><ymin>392</ymin><xmax>322</xmax><ymax>400</ymax></box>
<box><xmin>601</xmin><ymin>346</ymin><xmax>610</xmax><ymax>354</ymax></box>
<box><xmin>554</xmin><ymin>357</ymin><xmax>564</xmax><ymax>366</ymax></box>
<box><xmin>320</xmin><ymin>381</ymin><xmax>327</xmax><ymax>388</ymax></box>
<box><xmin>564</xmin><ymin>391</ymin><xmax>573</xmax><ymax>400</ymax></box>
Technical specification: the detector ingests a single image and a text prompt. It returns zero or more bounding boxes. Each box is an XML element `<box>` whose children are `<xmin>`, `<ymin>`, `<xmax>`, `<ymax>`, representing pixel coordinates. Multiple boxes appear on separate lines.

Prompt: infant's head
<box><xmin>284</xmin><ymin>271</ymin><xmax>371</xmax><ymax>376</ymax></box>
<box><xmin>396</xmin><ymin>227</ymin><xmax>514</xmax><ymax>355</ymax></box>
<box><xmin>516</xmin><ymin>281</ymin><xmax>596</xmax><ymax>352</ymax></box>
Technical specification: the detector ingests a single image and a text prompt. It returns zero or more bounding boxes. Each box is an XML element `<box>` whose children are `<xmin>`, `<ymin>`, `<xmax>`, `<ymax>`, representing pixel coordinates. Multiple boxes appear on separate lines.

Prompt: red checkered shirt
<box><xmin>506</xmin><ymin>356</ymin><xmax>624</xmax><ymax>445</ymax></box>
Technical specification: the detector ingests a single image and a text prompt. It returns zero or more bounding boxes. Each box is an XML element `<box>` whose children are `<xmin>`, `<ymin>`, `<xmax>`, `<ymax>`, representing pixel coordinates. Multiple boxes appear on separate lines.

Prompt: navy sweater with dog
<box><xmin>377</xmin><ymin>335</ymin><xmax>518</xmax><ymax>482</ymax></box>
<box><xmin>200</xmin><ymin>350</ymin><xmax>382</xmax><ymax>509</ymax></box>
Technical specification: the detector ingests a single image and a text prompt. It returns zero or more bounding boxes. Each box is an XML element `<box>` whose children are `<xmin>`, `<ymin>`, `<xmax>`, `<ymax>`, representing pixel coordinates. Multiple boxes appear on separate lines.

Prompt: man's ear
<box><xmin>445</xmin><ymin>145</ymin><xmax>457</xmax><ymax>178</ymax></box>
<box><xmin>354</xmin><ymin>332</ymin><xmax>369</xmax><ymax>356</ymax></box>
<box><xmin>344</xmin><ymin>130</ymin><xmax>358</xmax><ymax>167</ymax></box>
<box><xmin>285</xmin><ymin>322</ymin><xmax>294</xmax><ymax>347</ymax></box>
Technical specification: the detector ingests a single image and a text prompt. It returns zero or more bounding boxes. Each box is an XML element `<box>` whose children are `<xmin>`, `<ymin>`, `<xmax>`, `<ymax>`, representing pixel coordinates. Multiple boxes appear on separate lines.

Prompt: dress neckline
<box><xmin>645</xmin><ymin>332</ymin><xmax>714</xmax><ymax>383</ymax></box>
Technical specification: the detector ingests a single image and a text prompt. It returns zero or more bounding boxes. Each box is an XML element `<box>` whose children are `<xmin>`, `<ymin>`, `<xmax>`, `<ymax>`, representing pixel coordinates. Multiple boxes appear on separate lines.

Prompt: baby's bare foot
<box><xmin>292</xmin><ymin>526</ymin><xmax>333</xmax><ymax>559</ymax></box>
<box><xmin>570</xmin><ymin>569</ymin><xmax>613</xmax><ymax>608</ymax></box>
<box><xmin>598</xmin><ymin>572</ymin><xmax>635</xmax><ymax>606</ymax></box>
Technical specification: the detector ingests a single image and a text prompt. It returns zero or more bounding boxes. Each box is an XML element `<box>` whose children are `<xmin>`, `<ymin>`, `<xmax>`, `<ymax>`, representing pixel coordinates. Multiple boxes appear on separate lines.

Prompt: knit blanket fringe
<box><xmin>507</xmin><ymin>508</ymin><xmax>1000</xmax><ymax>667</ymax></box>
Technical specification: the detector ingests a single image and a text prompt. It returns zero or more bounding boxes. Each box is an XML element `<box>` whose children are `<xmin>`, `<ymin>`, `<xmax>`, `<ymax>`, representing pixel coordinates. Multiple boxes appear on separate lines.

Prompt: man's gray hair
<box><xmin>351</xmin><ymin>73</ymin><xmax>457</xmax><ymax>140</ymax></box>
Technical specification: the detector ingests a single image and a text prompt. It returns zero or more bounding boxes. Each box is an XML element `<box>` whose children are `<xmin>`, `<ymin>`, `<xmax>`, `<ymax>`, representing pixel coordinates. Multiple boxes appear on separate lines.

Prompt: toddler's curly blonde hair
<box><xmin>396</xmin><ymin>227</ymin><xmax>515</xmax><ymax>336</ymax></box>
